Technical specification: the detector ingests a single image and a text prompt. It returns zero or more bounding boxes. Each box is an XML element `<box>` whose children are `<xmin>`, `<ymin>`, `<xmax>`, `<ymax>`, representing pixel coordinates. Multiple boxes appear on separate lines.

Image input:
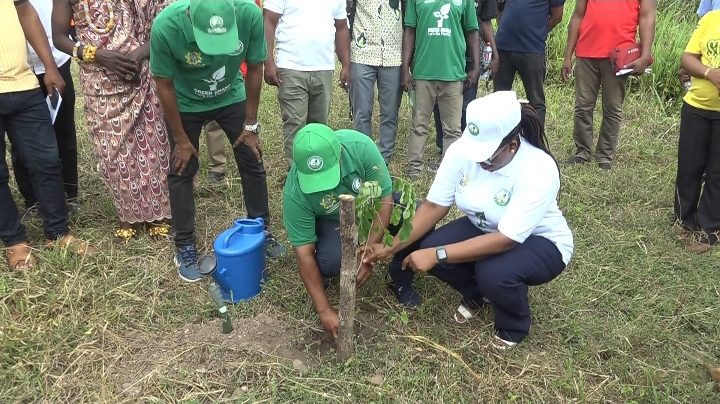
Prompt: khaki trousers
<box><xmin>204</xmin><ymin>120</ymin><xmax>227</xmax><ymax>174</ymax></box>
<box><xmin>407</xmin><ymin>80</ymin><xmax>463</xmax><ymax>175</ymax></box>
<box><xmin>572</xmin><ymin>57</ymin><xmax>628</xmax><ymax>163</ymax></box>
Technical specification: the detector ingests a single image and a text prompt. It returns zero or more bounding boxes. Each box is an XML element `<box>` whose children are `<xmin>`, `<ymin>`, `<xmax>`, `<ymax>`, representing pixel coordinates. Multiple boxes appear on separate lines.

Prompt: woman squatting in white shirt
<box><xmin>363</xmin><ymin>91</ymin><xmax>573</xmax><ymax>349</ymax></box>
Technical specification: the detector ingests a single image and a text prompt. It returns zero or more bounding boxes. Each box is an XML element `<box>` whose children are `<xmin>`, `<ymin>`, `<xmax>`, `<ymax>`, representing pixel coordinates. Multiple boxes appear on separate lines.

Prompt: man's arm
<box><xmin>263</xmin><ymin>9</ymin><xmax>282</xmax><ymax>86</ymax></box>
<box><xmin>464</xmin><ymin>30</ymin><xmax>480</xmax><ymax>88</ymax></box>
<box><xmin>17</xmin><ymin>0</ymin><xmax>64</xmax><ymax>93</ymax></box>
<box><xmin>154</xmin><ymin>77</ymin><xmax>197</xmax><ymax>174</ymax></box>
<box><xmin>548</xmin><ymin>5</ymin><xmax>564</xmax><ymax>31</ymax></box>
<box><xmin>51</xmin><ymin>0</ymin><xmax>74</xmax><ymax>55</ymax></box>
<box><xmin>244</xmin><ymin>63</ymin><xmax>262</xmax><ymax>126</ymax></box>
<box><xmin>637</xmin><ymin>0</ymin><xmax>657</xmax><ymax>65</ymax></box>
<box><xmin>480</xmin><ymin>20</ymin><xmax>497</xmax><ymax>67</ymax></box>
<box><xmin>296</xmin><ymin>245</ymin><xmax>339</xmax><ymax>338</ymax></box>
<box><xmin>335</xmin><ymin>18</ymin><xmax>351</xmax><ymax>90</ymax></box>
<box><xmin>561</xmin><ymin>0</ymin><xmax>586</xmax><ymax>82</ymax></box>
<box><xmin>401</xmin><ymin>27</ymin><xmax>415</xmax><ymax>91</ymax></box>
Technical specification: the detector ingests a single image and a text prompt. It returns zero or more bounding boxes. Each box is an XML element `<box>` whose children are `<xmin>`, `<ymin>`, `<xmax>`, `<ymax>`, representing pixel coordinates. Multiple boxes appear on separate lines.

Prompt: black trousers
<box><xmin>389</xmin><ymin>217</ymin><xmax>565</xmax><ymax>343</ymax></box>
<box><xmin>167</xmin><ymin>101</ymin><xmax>270</xmax><ymax>248</ymax></box>
<box><xmin>674</xmin><ymin>102</ymin><xmax>720</xmax><ymax>237</ymax></box>
<box><xmin>493</xmin><ymin>51</ymin><xmax>547</xmax><ymax>125</ymax></box>
<box><xmin>12</xmin><ymin>60</ymin><xmax>78</xmax><ymax>206</ymax></box>
<box><xmin>1</xmin><ymin>89</ymin><xmax>69</xmax><ymax>246</ymax></box>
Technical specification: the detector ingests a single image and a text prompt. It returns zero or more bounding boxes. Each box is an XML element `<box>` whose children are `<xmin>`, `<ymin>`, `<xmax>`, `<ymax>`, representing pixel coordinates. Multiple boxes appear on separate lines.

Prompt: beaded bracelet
<box><xmin>72</xmin><ymin>42</ymin><xmax>81</xmax><ymax>59</ymax></box>
<box><xmin>82</xmin><ymin>45</ymin><xmax>97</xmax><ymax>63</ymax></box>
<box><xmin>704</xmin><ymin>68</ymin><xmax>712</xmax><ymax>78</ymax></box>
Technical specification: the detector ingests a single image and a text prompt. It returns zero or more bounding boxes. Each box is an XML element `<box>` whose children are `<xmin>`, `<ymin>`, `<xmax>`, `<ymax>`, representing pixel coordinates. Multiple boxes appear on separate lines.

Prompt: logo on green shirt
<box><xmin>307</xmin><ymin>156</ymin><xmax>324</xmax><ymax>171</ymax></box>
<box><xmin>185</xmin><ymin>52</ymin><xmax>204</xmax><ymax>66</ymax></box>
<box><xmin>352</xmin><ymin>177</ymin><xmax>362</xmax><ymax>193</ymax></box>
<box><xmin>429</xmin><ymin>3</ymin><xmax>452</xmax><ymax>37</ymax></box>
<box><xmin>197</xmin><ymin>66</ymin><xmax>231</xmax><ymax>98</ymax></box>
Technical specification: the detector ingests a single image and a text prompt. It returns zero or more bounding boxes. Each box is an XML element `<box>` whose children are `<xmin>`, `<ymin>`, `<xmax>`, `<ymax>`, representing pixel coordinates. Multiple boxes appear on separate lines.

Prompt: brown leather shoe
<box><xmin>5</xmin><ymin>242</ymin><xmax>35</xmax><ymax>270</ymax></box>
<box><xmin>45</xmin><ymin>234</ymin><xmax>93</xmax><ymax>255</ymax></box>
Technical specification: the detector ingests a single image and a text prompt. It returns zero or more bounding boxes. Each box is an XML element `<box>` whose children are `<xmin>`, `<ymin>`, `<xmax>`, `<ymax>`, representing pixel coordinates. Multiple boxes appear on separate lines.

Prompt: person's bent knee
<box><xmin>316</xmin><ymin>252</ymin><xmax>341</xmax><ymax>278</ymax></box>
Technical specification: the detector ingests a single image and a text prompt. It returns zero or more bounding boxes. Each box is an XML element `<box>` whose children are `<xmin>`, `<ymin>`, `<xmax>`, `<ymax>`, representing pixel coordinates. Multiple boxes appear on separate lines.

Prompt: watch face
<box><xmin>436</xmin><ymin>247</ymin><xmax>447</xmax><ymax>260</ymax></box>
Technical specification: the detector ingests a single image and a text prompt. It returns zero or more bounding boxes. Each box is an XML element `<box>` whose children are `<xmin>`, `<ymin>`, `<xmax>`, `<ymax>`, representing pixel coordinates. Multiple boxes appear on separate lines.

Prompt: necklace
<box><xmin>81</xmin><ymin>0</ymin><xmax>116</xmax><ymax>34</ymax></box>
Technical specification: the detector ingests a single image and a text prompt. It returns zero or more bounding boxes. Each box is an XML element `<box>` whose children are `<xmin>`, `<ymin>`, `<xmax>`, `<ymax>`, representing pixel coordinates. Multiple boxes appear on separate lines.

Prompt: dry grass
<box><xmin>1</xmin><ymin>64</ymin><xmax>719</xmax><ymax>403</ymax></box>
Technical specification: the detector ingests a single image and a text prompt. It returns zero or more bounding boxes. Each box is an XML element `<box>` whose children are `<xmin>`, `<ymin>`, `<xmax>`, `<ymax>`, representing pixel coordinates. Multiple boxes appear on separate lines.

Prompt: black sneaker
<box><xmin>387</xmin><ymin>281</ymin><xmax>422</xmax><ymax>309</ymax></box>
<box><xmin>567</xmin><ymin>156</ymin><xmax>586</xmax><ymax>165</ymax></box>
<box><xmin>598</xmin><ymin>162</ymin><xmax>612</xmax><ymax>170</ymax></box>
<box><xmin>265</xmin><ymin>231</ymin><xmax>286</xmax><ymax>259</ymax></box>
<box><xmin>207</xmin><ymin>172</ymin><xmax>225</xmax><ymax>183</ymax></box>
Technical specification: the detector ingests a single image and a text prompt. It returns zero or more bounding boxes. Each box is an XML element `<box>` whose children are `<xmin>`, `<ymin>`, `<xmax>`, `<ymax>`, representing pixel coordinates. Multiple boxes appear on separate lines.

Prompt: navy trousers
<box><xmin>389</xmin><ymin>217</ymin><xmax>565</xmax><ymax>343</ymax></box>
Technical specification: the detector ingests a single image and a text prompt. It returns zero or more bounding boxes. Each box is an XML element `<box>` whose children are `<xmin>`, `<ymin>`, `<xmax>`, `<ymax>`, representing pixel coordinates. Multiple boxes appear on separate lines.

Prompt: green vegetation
<box><xmin>1</xmin><ymin>4</ymin><xmax>719</xmax><ymax>402</ymax></box>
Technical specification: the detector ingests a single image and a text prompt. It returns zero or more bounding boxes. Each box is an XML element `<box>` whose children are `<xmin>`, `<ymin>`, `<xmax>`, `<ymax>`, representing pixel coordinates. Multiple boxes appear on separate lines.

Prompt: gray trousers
<box><xmin>350</xmin><ymin>63</ymin><xmax>402</xmax><ymax>162</ymax></box>
<box><xmin>572</xmin><ymin>57</ymin><xmax>628</xmax><ymax>163</ymax></box>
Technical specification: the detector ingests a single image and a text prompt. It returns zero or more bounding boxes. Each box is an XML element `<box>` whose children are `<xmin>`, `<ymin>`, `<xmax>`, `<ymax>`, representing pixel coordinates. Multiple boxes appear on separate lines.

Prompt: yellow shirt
<box><xmin>684</xmin><ymin>10</ymin><xmax>720</xmax><ymax>112</ymax></box>
<box><xmin>0</xmin><ymin>0</ymin><xmax>40</xmax><ymax>94</ymax></box>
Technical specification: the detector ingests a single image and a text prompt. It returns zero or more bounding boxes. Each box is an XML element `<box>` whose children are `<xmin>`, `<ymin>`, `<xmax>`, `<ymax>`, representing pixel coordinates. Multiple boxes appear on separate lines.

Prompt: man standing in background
<box><xmin>403</xmin><ymin>0</ymin><xmax>480</xmax><ymax>179</ymax></box>
<box><xmin>432</xmin><ymin>0</ymin><xmax>498</xmax><ymax>157</ymax></box>
<box><xmin>263</xmin><ymin>0</ymin><xmax>350</xmax><ymax>164</ymax></box>
<box><xmin>493</xmin><ymin>0</ymin><xmax>564</xmax><ymax>126</ymax></box>
<box><xmin>348</xmin><ymin>0</ymin><xmax>404</xmax><ymax>165</ymax></box>
<box><xmin>562</xmin><ymin>0</ymin><xmax>656</xmax><ymax>170</ymax></box>
<box><xmin>12</xmin><ymin>0</ymin><xmax>78</xmax><ymax>213</ymax></box>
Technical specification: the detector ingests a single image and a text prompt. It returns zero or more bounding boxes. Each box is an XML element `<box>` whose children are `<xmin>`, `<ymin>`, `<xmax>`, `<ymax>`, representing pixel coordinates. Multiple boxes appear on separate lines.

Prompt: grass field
<box><xmin>2</xmin><ymin>47</ymin><xmax>720</xmax><ymax>404</ymax></box>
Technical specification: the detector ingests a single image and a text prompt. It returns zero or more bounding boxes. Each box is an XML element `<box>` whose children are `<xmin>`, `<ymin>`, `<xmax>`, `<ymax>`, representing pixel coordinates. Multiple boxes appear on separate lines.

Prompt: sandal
<box><xmin>47</xmin><ymin>234</ymin><xmax>93</xmax><ymax>255</ymax></box>
<box><xmin>146</xmin><ymin>222</ymin><xmax>171</xmax><ymax>240</ymax></box>
<box><xmin>113</xmin><ymin>228</ymin><xmax>138</xmax><ymax>244</ymax></box>
<box><xmin>5</xmin><ymin>242</ymin><xmax>35</xmax><ymax>270</ymax></box>
<box><xmin>490</xmin><ymin>335</ymin><xmax>517</xmax><ymax>351</ymax></box>
<box><xmin>453</xmin><ymin>298</ymin><xmax>486</xmax><ymax>323</ymax></box>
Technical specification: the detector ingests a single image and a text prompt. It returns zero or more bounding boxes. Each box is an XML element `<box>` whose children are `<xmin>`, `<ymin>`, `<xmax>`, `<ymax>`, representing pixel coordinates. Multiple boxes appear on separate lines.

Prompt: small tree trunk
<box><xmin>337</xmin><ymin>194</ymin><xmax>357</xmax><ymax>361</ymax></box>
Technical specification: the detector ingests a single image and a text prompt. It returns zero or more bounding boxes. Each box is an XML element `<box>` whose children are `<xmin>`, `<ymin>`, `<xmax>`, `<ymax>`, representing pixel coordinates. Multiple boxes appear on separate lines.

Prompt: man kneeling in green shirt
<box><xmin>283</xmin><ymin>123</ymin><xmax>396</xmax><ymax>338</ymax></box>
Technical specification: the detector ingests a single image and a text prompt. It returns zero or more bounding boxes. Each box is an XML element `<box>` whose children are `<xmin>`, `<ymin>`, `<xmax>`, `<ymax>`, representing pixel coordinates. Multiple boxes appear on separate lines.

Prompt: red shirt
<box><xmin>240</xmin><ymin>0</ymin><xmax>263</xmax><ymax>77</ymax></box>
<box><xmin>575</xmin><ymin>0</ymin><xmax>640</xmax><ymax>58</ymax></box>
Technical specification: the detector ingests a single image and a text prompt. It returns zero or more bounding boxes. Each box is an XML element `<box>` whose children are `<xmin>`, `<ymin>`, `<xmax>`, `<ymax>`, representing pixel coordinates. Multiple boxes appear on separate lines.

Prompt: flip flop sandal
<box><xmin>5</xmin><ymin>243</ymin><xmax>35</xmax><ymax>270</ymax></box>
<box><xmin>146</xmin><ymin>222</ymin><xmax>171</xmax><ymax>240</ymax></box>
<box><xmin>490</xmin><ymin>335</ymin><xmax>517</xmax><ymax>351</ymax></box>
<box><xmin>113</xmin><ymin>228</ymin><xmax>138</xmax><ymax>244</ymax></box>
<box><xmin>47</xmin><ymin>234</ymin><xmax>94</xmax><ymax>255</ymax></box>
<box><xmin>454</xmin><ymin>304</ymin><xmax>478</xmax><ymax>324</ymax></box>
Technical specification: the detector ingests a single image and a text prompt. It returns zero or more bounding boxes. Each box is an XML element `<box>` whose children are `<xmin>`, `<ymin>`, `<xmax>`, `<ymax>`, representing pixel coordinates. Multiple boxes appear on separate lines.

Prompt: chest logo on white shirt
<box><xmin>494</xmin><ymin>188</ymin><xmax>511</xmax><ymax>207</ymax></box>
<box><xmin>429</xmin><ymin>4</ymin><xmax>452</xmax><ymax>37</ymax></box>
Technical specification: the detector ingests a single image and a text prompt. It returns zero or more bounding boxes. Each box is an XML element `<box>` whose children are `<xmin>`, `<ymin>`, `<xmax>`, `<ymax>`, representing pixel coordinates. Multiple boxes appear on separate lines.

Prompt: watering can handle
<box><xmin>219</xmin><ymin>218</ymin><xmax>264</xmax><ymax>249</ymax></box>
<box><xmin>220</xmin><ymin>224</ymin><xmax>244</xmax><ymax>249</ymax></box>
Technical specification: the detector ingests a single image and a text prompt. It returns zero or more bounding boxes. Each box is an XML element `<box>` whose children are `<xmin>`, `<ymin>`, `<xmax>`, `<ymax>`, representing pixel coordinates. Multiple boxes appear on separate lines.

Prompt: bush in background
<box><xmin>546</xmin><ymin>0</ymin><xmax>698</xmax><ymax>106</ymax></box>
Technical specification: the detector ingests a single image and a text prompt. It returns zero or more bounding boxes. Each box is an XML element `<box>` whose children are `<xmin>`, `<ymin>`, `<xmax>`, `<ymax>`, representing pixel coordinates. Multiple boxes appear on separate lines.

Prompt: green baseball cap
<box><xmin>189</xmin><ymin>0</ymin><xmax>239</xmax><ymax>56</ymax></box>
<box><xmin>293</xmin><ymin>123</ymin><xmax>341</xmax><ymax>194</ymax></box>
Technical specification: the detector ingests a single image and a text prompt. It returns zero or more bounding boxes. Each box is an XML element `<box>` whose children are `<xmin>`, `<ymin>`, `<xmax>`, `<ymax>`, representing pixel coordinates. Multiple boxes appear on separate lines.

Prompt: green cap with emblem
<box><xmin>293</xmin><ymin>123</ymin><xmax>341</xmax><ymax>194</ymax></box>
<box><xmin>189</xmin><ymin>0</ymin><xmax>239</xmax><ymax>55</ymax></box>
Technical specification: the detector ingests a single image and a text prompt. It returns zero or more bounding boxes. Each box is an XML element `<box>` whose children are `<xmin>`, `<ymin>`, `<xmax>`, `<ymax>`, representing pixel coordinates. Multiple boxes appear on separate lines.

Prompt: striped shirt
<box><xmin>0</xmin><ymin>0</ymin><xmax>40</xmax><ymax>93</ymax></box>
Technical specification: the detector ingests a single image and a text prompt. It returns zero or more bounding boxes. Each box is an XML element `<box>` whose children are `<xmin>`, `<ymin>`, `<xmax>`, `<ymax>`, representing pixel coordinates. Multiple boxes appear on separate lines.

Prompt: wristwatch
<box><xmin>244</xmin><ymin>122</ymin><xmax>261</xmax><ymax>134</ymax></box>
<box><xmin>435</xmin><ymin>246</ymin><xmax>448</xmax><ymax>264</ymax></box>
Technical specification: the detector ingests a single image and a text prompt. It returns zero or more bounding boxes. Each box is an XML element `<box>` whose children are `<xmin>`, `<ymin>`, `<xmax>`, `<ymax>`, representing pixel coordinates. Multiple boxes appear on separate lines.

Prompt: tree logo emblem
<box><xmin>468</xmin><ymin>123</ymin><xmax>479</xmax><ymax>136</ymax></box>
<box><xmin>307</xmin><ymin>156</ymin><xmax>324</xmax><ymax>171</ymax></box>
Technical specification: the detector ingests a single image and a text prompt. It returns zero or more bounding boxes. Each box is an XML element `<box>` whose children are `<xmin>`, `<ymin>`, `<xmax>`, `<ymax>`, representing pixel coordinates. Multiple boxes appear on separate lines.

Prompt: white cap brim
<box><xmin>453</xmin><ymin>135</ymin><xmax>501</xmax><ymax>163</ymax></box>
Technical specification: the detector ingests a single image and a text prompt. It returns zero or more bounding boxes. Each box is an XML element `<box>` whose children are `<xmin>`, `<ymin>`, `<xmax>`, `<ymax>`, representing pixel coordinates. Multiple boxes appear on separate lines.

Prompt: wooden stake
<box><xmin>337</xmin><ymin>194</ymin><xmax>357</xmax><ymax>361</ymax></box>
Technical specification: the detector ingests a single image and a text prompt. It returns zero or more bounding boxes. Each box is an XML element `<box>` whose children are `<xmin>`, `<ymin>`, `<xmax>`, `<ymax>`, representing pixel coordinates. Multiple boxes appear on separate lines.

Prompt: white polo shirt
<box><xmin>26</xmin><ymin>0</ymin><xmax>70</xmax><ymax>74</ymax></box>
<box><xmin>264</xmin><ymin>0</ymin><xmax>346</xmax><ymax>71</ymax></box>
<box><xmin>427</xmin><ymin>139</ymin><xmax>574</xmax><ymax>265</ymax></box>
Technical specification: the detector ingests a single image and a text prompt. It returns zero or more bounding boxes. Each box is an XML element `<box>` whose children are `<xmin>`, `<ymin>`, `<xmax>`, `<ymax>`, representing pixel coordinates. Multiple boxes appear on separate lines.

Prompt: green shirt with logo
<box><xmin>283</xmin><ymin>130</ymin><xmax>393</xmax><ymax>247</ymax></box>
<box><xmin>150</xmin><ymin>0</ymin><xmax>267</xmax><ymax>113</ymax></box>
<box><xmin>405</xmin><ymin>0</ymin><xmax>479</xmax><ymax>81</ymax></box>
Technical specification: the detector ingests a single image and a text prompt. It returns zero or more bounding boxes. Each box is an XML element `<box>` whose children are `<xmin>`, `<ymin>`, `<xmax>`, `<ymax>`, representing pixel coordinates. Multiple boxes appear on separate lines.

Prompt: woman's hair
<box><xmin>499</xmin><ymin>103</ymin><xmax>556</xmax><ymax>163</ymax></box>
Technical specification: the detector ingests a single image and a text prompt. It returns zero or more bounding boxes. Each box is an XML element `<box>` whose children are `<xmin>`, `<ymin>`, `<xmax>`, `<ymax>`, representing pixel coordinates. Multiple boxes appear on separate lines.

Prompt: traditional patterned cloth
<box><xmin>73</xmin><ymin>0</ymin><xmax>171</xmax><ymax>223</ymax></box>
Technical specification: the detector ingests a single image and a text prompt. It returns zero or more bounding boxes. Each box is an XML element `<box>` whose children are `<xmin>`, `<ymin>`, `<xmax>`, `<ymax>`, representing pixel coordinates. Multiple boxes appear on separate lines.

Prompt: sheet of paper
<box><xmin>46</xmin><ymin>91</ymin><xmax>62</xmax><ymax>124</ymax></box>
<box><xmin>616</xmin><ymin>68</ymin><xmax>652</xmax><ymax>77</ymax></box>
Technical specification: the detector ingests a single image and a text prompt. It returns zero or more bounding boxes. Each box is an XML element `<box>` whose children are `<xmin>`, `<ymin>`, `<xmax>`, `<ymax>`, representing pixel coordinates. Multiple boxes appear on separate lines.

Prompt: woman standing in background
<box><xmin>674</xmin><ymin>10</ymin><xmax>720</xmax><ymax>250</ymax></box>
<box><xmin>52</xmin><ymin>0</ymin><xmax>172</xmax><ymax>243</ymax></box>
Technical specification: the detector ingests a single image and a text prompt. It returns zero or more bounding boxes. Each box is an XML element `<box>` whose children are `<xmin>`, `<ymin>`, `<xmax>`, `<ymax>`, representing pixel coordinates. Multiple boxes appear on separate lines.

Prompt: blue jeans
<box><xmin>389</xmin><ymin>217</ymin><xmax>565</xmax><ymax>343</ymax></box>
<box><xmin>1</xmin><ymin>89</ymin><xmax>69</xmax><ymax>246</ymax></box>
<box><xmin>433</xmin><ymin>62</ymin><xmax>478</xmax><ymax>152</ymax></box>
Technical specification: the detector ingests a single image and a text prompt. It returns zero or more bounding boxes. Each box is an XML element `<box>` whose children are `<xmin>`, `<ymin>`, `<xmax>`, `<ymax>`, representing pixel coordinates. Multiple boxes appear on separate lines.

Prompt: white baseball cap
<box><xmin>453</xmin><ymin>91</ymin><xmax>521</xmax><ymax>163</ymax></box>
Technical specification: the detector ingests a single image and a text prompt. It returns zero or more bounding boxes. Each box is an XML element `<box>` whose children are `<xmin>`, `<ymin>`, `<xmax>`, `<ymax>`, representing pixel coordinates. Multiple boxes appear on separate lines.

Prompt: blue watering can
<box><xmin>205</xmin><ymin>218</ymin><xmax>267</xmax><ymax>304</ymax></box>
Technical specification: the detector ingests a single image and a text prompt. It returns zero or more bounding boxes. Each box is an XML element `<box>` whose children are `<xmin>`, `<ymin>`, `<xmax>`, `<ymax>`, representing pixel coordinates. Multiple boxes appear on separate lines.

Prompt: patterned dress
<box><xmin>73</xmin><ymin>0</ymin><xmax>171</xmax><ymax>223</ymax></box>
